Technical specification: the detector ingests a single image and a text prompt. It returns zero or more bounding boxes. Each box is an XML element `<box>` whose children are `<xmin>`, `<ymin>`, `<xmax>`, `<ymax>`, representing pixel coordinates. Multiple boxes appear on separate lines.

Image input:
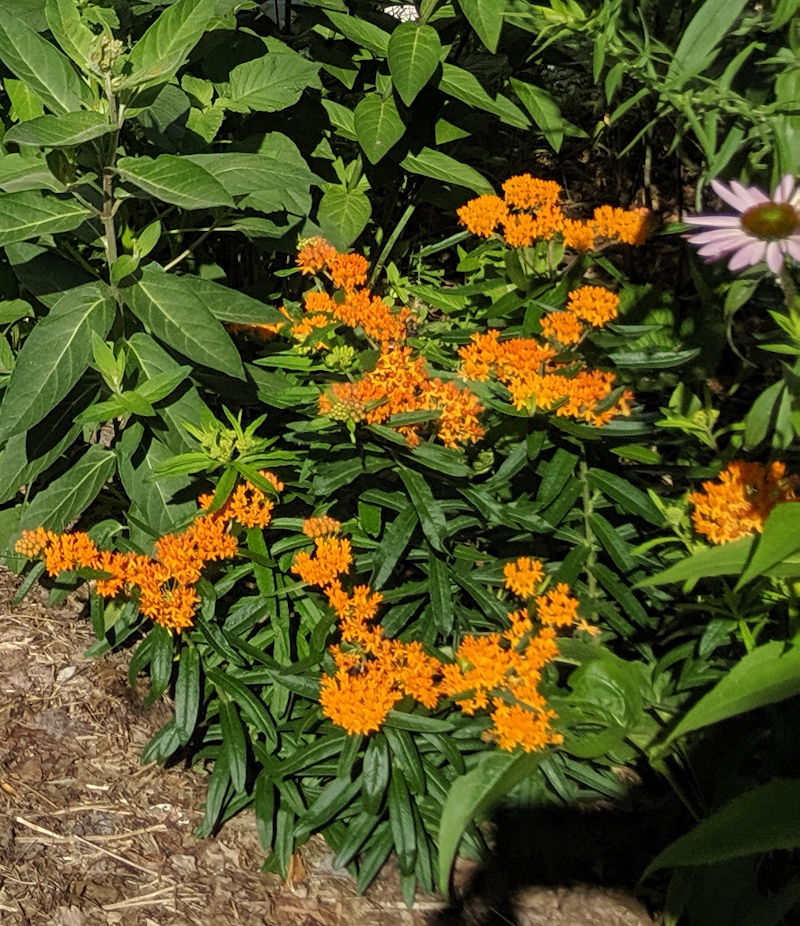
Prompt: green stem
<box><xmin>101</xmin><ymin>75</ymin><xmax>121</xmax><ymax>277</ymax></box>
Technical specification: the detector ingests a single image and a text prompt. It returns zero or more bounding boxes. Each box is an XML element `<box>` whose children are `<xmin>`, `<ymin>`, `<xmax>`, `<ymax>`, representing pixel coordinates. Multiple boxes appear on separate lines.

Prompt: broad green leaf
<box><xmin>0</xmin><ymin>8</ymin><xmax>92</xmax><ymax>114</ymax></box>
<box><xmin>115</xmin><ymin>156</ymin><xmax>233</xmax><ymax>210</ymax></box>
<box><xmin>219</xmin><ymin>699</ymin><xmax>248</xmax><ymax>793</ymax></box>
<box><xmin>0</xmin><ymin>191</ymin><xmax>93</xmax><ymax>247</ymax></box>
<box><xmin>438</xmin><ymin>64</ymin><xmax>529</xmax><ymax>129</ymax></box>
<box><xmin>0</xmin><ymin>377</ymin><xmax>97</xmax><ymax>504</ymax></box>
<box><xmin>122</xmin><ymin>265</ymin><xmax>244</xmax><ymax>379</ymax></box>
<box><xmin>0</xmin><ymin>298</ymin><xmax>32</xmax><ymax>325</ymax></box>
<box><xmin>588</xmin><ymin>468</ymin><xmax>663</xmax><ymax>525</ymax></box>
<box><xmin>5</xmin><ymin>112</ymin><xmax>114</xmax><ymax>148</ymax></box>
<box><xmin>387</xmin><ymin>22</ymin><xmax>441</xmax><ymax>106</ymax></box>
<box><xmin>117</xmin><ymin>423</ymin><xmax>196</xmax><ymax>537</ymax></box>
<box><xmin>18</xmin><ymin>444</ymin><xmax>116</xmax><ymax>533</ymax></box>
<box><xmin>5</xmin><ymin>241</ymin><xmax>94</xmax><ymax>307</ymax></box>
<box><xmin>644</xmin><ymin>780</ymin><xmax>800</xmax><ymax>875</ymax></box>
<box><xmin>456</xmin><ymin>0</ymin><xmax>506</xmax><ymax>52</ymax></box>
<box><xmin>174</xmin><ymin>645</ymin><xmax>201</xmax><ymax>746</ymax></box>
<box><xmin>325</xmin><ymin>11</ymin><xmax>391</xmax><ymax>56</ymax></box>
<box><xmin>353</xmin><ymin>94</ymin><xmax>405</xmax><ymax>164</ymax></box>
<box><xmin>667</xmin><ymin>0</ymin><xmax>749</xmax><ymax>88</ymax></box>
<box><xmin>5</xmin><ymin>78</ymin><xmax>44</xmax><ymax>122</ymax></box>
<box><xmin>123</xmin><ymin>0</ymin><xmax>218</xmax><ymax>91</ymax></box>
<box><xmin>400</xmin><ymin>148</ymin><xmax>494</xmax><ymax>194</ymax></box>
<box><xmin>226</xmin><ymin>52</ymin><xmax>320</xmax><ymax>113</ymax></box>
<box><xmin>510</xmin><ymin>78</ymin><xmax>566</xmax><ymax>152</ymax></box>
<box><xmin>0</xmin><ymin>282</ymin><xmax>114</xmax><ymax>441</ymax></box>
<box><xmin>638</xmin><ymin>537</ymin><xmax>754</xmax><ymax>586</ymax></box>
<box><xmin>438</xmin><ymin>750</ymin><xmax>546</xmax><ymax>892</ymax></box>
<box><xmin>171</xmin><ymin>273</ymin><xmax>286</xmax><ymax>327</ymax></box>
<box><xmin>44</xmin><ymin>0</ymin><xmax>97</xmax><ymax>74</ymax></box>
<box><xmin>0</xmin><ymin>154</ymin><xmax>65</xmax><ymax>193</ymax></box>
<box><xmin>317</xmin><ymin>186</ymin><xmax>371</xmax><ymax>249</ymax></box>
<box><xmin>736</xmin><ymin>503</ymin><xmax>800</xmax><ymax>588</ymax></box>
<box><xmin>664</xmin><ymin>642</ymin><xmax>800</xmax><ymax>745</ymax></box>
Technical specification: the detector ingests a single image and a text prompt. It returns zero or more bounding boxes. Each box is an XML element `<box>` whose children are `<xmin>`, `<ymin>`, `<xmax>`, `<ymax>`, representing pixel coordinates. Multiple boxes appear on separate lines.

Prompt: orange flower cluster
<box><xmin>15</xmin><ymin>472</ymin><xmax>283</xmax><ymax>633</ymax></box>
<box><xmin>458</xmin><ymin>323</ymin><xmax>633</xmax><ymax>426</ymax></box>
<box><xmin>302</xmin><ymin>516</ymin><xmax>343</xmax><ymax>538</ymax></box>
<box><xmin>457</xmin><ymin>173</ymin><xmax>651</xmax><ymax>250</ymax></box>
<box><xmin>318</xmin><ymin>346</ymin><xmax>485</xmax><ymax>448</ymax></box>
<box><xmin>301</xmin><ymin>537</ymin><xmax>593</xmax><ymax>750</ymax></box>
<box><xmin>689</xmin><ymin>460</ymin><xmax>800</xmax><ymax>545</ymax></box>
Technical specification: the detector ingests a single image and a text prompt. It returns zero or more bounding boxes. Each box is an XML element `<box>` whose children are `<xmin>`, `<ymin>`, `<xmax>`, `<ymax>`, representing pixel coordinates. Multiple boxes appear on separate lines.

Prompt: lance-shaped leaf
<box><xmin>354</xmin><ymin>93</ymin><xmax>406</xmax><ymax>163</ymax></box>
<box><xmin>0</xmin><ymin>8</ymin><xmax>92</xmax><ymax>114</ymax></box>
<box><xmin>456</xmin><ymin>0</ymin><xmax>506</xmax><ymax>52</ymax></box>
<box><xmin>115</xmin><ymin>155</ymin><xmax>233</xmax><ymax>211</ymax></box>
<box><xmin>0</xmin><ymin>191</ymin><xmax>94</xmax><ymax>247</ymax></box>
<box><xmin>387</xmin><ymin>22</ymin><xmax>441</xmax><ymax>106</ymax></box>
<box><xmin>5</xmin><ymin>112</ymin><xmax>115</xmax><ymax>148</ymax></box>
<box><xmin>45</xmin><ymin>0</ymin><xmax>98</xmax><ymax>75</ymax></box>
<box><xmin>0</xmin><ymin>282</ymin><xmax>115</xmax><ymax>441</ymax></box>
<box><xmin>0</xmin><ymin>154</ymin><xmax>66</xmax><ymax>193</ymax></box>
<box><xmin>5</xmin><ymin>241</ymin><xmax>95</xmax><ymax>308</ymax></box>
<box><xmin>122</xmin><ymin>265</ymin><xmax>244</xmax><ymax>379</ymax></box>
<box><xmin>121</xmin><ymin>0</ymin><xmax>219</xmax><ymax>91</ymax></box>
<box><xmin>400</xmin><ymin>148</ymin><xmax>494</xmax><ymax>194</ymax></box>
<box><xmin>18</xmin><ymin>444</ymin><xmax>117</xmax><ymax>533</ymax></box>
<box><xmin>173</xmin><ymin>275</ymin><xmax>286</xmax><ymax>326</ymax></box>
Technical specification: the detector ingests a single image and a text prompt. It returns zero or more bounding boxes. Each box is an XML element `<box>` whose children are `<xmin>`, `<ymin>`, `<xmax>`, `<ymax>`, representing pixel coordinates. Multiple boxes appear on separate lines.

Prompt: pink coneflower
<box><xmin>684</xmin><ymin>174</ymin><xmax>800</xmax><ymax>274</ymax></box>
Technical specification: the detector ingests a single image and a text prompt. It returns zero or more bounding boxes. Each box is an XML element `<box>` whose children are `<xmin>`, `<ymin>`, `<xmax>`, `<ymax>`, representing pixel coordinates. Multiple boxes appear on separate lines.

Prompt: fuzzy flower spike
<box><xmin>684</xmin><ymin>174</ymin><xmax>800</xmax><ymax>274</ymax></box>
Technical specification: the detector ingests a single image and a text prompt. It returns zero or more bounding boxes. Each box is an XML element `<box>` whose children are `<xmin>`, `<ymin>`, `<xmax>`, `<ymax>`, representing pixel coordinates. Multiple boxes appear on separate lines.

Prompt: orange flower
<box><xmin>488</xmin><ymin>700</ymin><xmax>562</xmax><ymax>752</ymax></box>
<box><xmin>502</xmin><ymin>213</ymin><xmax>539</xmax><ymax>248</ymax></box>
<box><xmin>291</xmin><ymin>536</ymin><xmax>353</xmax><ymax>587</ymax></box>
<box><xmin>297</xmin><ymin>237</ymin><xmax>336</xmax><ymax>274</ymax></box>
<box><xmin>566</xmin><ymin>286</ymin><xmax>619</xmax><ymax>327</ymax></box>
<box><xmin>328</xmin><ymin>252</ymin><xmax>369</xmax><ymax>292</ymax></box>
<box><xmin>457</xmin><ymin>195</ymin><xmax>509</xmax><ymax>237</ymax></box>
<box><xmin>502</xmin><ymin>175</ymin><xmax>562</xmax><ymax>210</ymax></box>
<box><xmin>303</xmin><ymin>516</ymin><xmax>342</xmax><ymax>538</ymax></box>
<box><xmin>592</xmin><ymin>205</ymin><xmax>651</xmax><ymax>246</ymax></box>
<box><xmin>319</xmin><ymin>657</ymin><xmax>402</xmax><ymax>736</ymax></box>
<box><xmin>503</xmin><ymin>557</ymin><xmax>545</xmax><ymax>598</ymax></box>
<box><xmin>535</xmin><ymin>583</ymin><xmax>580</xmax><ymax>627</ymax></box>
<box><xmin>689</xmin><ymin>460</ymin><xmax>799</xmax><ymax>544</ymax></box>
<box><xmin>540</xmin><ymin>311</ymin><xmax>585</xmax><ymax>346</ymax></box>
<box><xmin>562</xmin><ymin>218</ymin><xmax>597</xmax><ymax>251</ymax></box>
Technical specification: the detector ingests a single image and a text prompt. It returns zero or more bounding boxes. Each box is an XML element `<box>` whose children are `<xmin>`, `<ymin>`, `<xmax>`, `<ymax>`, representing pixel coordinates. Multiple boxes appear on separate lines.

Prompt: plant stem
<box><xmin>102</xmin><ymin>75</ymin><xmax>121</xmax><ymax>275</ymax></box>
<box><xmin>580</xmin><ymin>459</ymin><xmax>599</xmax><ymax>619</ymax></box>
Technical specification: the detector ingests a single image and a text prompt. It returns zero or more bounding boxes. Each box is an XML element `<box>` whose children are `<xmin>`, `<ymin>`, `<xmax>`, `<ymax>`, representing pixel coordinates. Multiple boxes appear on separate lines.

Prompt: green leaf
<box><xmin>18</xmin><ymin>444</ymin><xmax>116</xmax><ymax>533</ymax></box>
<box><xmin>226</xmin><ymin>52</ymin><xmax>320</xmax><ymax>113</ymax></box>
<box><xmin>371</xmin><ymin>504</ymin><xmax>419</xmax><ymax>589</ymax></box>
<box><xmin>427</xmin><ymin>547</ymin><xmax>454</xmax><ymax>635</ymax></box>
<box><xmin>0</xmin><ymin>154</ymin><xmax>65</xmax><ymax>194</ymax></box>
<box><xmin>116</xmin><ymin>155</ymin><xmax>233</xmax><ymax>211</ymax></box>
<box><xmin>387</xmin><ymin>22</ymin><xmax>441</xmax><ymax>107</ymax></box>
<box><xmin>141</xmin><ymin>720</ymin><xmax>182</xmax><ymax>765</ymax></box>
<box><xmin>438</xmin><ymin>749</ymin><xmax>546</xmax><ymax>892</ymax></box>
<box><xmin>0</xmin><ymin>378</ymin><xmax>96</xmax><ymax>504</ymax></box>
<box><xmin>438</xmin><ymin>63</ymin><xmax>529</xmax><ymax>129</ymax></box>
<box><xmin>317</xmin><ymin>186</ymin><xmax>371</xmax><ymax>249</ymax></box>
<box><xmin>398</xmin><ymin>467</ymin><xmax>446</xmax><ymax>553</ymax></box>
<box><xmin>510</xmin><ymin>78</ymin><xmax>566</xmax><ymax>152</ymax></box>
<box><xmin>353</xmin><ymin>94</ymin><xmax>405</xmax><ymax>164</ymax></box>
<box><xmin>388</xmin><ymin>767</ymin><xmax>417</xmax><ymax>875</ymax></box>
<box><xmin>0</xmin><ymin>8</ymin><xmax>92</xmax><ymax>114</ymax></box>
<box><xmin>122</xmin><ymin>265</ymin><xmax>244</xmax><ymax>379</ymax></box>
<box><xmin>667</xmin><ymin>0</ymin><xmax>749</xmax><ymax>88</ymax></box>
<box><xmin>123</xmin><ymin>0</ymin><xmax>218</xmax><ymax>91</ymax></box>
<box><xmin>296</xmin><ymin>777</ymin><xmax>361</xmax><ymax>840</ymax></box>
<box><xmin>254</xmin><ymin>772</ymin><xmax>275</xmax><ymax>850</ymax></box>
<box><xmin>644</xmin><ymin>780</ymin><xmax>800</xmax><ymax>875</ymax></box>
<box><xmin>588</xmin><ymin>468</ymin><xmax>663</xmax><ymax>526</ymax></box>
<box><xmin>0</xmin><ymin>282</ymin><xmax>114</xmax><ymax>441</ymax></box>
<box><xmin>207</xmin><ymin>667</ymin><xmax>276</xmax><ymax>747</ymax></box>
<box><xmin>174</xmin><ymin>645</ymin><xmax>201</xmax><ymax>746</ymax></box>
<box><xmin>169</xmin><ymin>274</ymin><xmax>286</xmax><ymax>326</ymax></box>
<box><xmin>325</xmin><ymin>11</ymin><xmax>391</xmax><ymax>56</ymax></box>
<box><xmin>400</xmin><ymin>148</ymin><xmax>494</xmax><ymax>195</ymax></box>
<box><xmin>536</xmin><ymin>448</ymin><xmax>578</xmax><ymax>506</ymax></box>
<box><xmin>362</xmin><ymin>735</ymin><xmax>391</xmax><ymax>815</ymax></box>
<box><xmin>638</xmin><ymin>537</ymin><xmax>754</xmax><ymax>587</ymax></box>
<box><xmin>736</xmin><ymin>504</ymin><xmax>800</xmax><ymax>589</ymax></box>
<box><xmin>385</xmin><ymin>726</ymin><xmax>426</xmax><ymax>794</ymax></box>
<box><xmin>455</xmin><ymin>0</ymin><xmax>506</xmax><ymax>52</ymax></box>
<box><xmin>44</xmin><ymin>0</ymin><xmax>97</xmax><ymax>75</ymax></box>
<box><xmin>5</xmin><ymin>241</ymin><xmax>94</xmax><ymax>307</ymax></box>
<box><xmin>0</xmin><ymin>191</ymin><xmax>93</xmax><ymax>247</ymax></box>
<box><xmin>219</xmin><ymin>699</ymin><xmax>248</xmax><ymax>793</ymax></box>
<box><xmin>5</xmin><ymin>112</ymin><xmax>114</xmax><ymax>148</ymax></box>
<box><xmin>665</xmin><ymin>642</ymin><xmax>800</xmax><ymax>745</ymax></box>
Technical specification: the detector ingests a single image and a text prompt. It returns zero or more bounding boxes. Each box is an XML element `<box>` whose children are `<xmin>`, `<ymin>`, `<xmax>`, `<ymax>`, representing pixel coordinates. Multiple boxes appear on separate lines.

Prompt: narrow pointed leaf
<box><xmin>400</xmin><ymin>148</ymin><xmax>494</xmax><ymax>195</ymax></box>
<box><xmin>736</xmin><ymin>503</ymin><xmax>800</xmax><ymax>588</ymax></box>
<box><xmin>0</xmin><ymin>282</ymin><xmax>114</xmax><ymax>441</ymax></box>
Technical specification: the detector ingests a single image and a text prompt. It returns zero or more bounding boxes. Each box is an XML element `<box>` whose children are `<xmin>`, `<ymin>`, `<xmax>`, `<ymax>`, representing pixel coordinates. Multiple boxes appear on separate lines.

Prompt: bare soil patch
<box><xmin>0</xmin><ymin>567</ymin><xmax>659</xmax><ymax>926</ymax></box>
